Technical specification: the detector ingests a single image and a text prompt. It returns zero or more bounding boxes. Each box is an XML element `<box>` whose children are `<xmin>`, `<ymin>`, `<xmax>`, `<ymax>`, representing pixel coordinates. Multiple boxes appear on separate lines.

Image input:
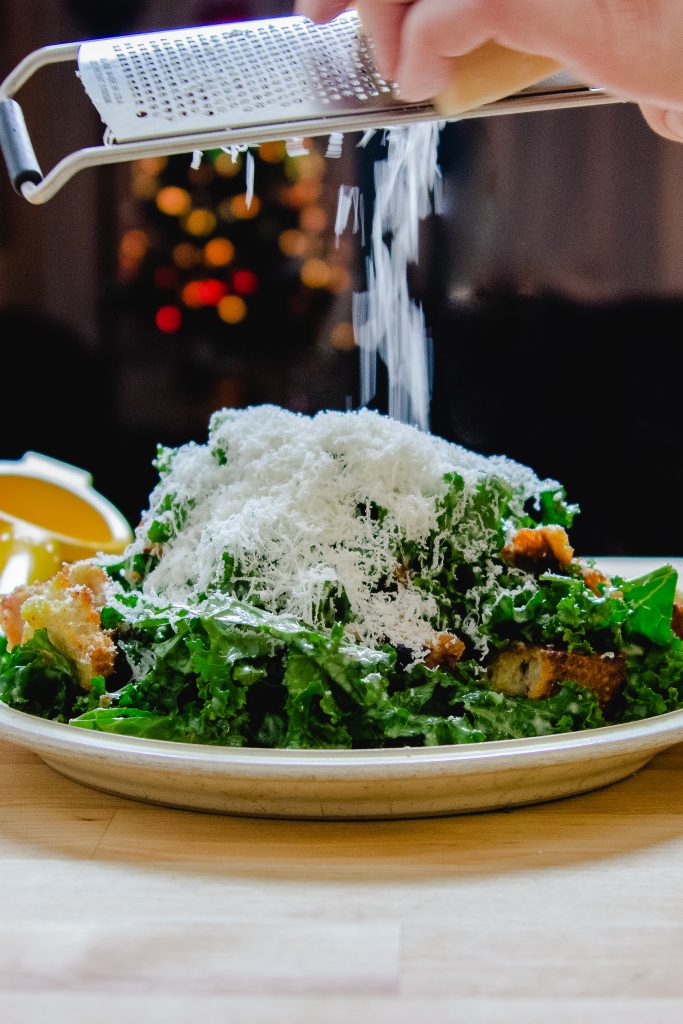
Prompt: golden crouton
<box><xmin>501</xmin><ymin>525</ymin><xmax>574</xmax><ymax>574</ymax></box>
<box><xmin>424</xmin><ymin>631</ymin><xmax>466</xmax><ymax>670</ymax></box>
<box><xmin>489</xmin><ymin>643</ymin><xmax>625</xmax><ymax>706</ymax></box>
<box><xmin>0</xmin><ymin>562</ymin><xmax>116</xmax><ymax>690</ymax></box>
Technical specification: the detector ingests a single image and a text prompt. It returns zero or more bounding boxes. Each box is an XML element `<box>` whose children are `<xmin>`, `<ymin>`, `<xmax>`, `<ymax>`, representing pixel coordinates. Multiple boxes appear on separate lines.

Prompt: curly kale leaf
<box><xmin>458</xmin><ymin>680</ymin><xmax>605</xmax><ymax>739</ymax></box>
<box><xmin>535</xmin><ymin>488</ymin><xmax>579</xmax><ymax>529</ymax></box>
<box><xmin>486</xmin><ymin>572</ymin><xmax>629</xmax><ymax>653</ymax></box>
<box><xmin>104</xmin><ymin>550</ymin><xmax>160</xmax><ymax>592</ymax></box>
<box><xmin>281</xmin><ymin>648</ymin><xmax>354</xmax><ymax>748</ymax></box>
<box><xmin>0</xmin><ymin>629</ymin><xmax>95</xmax><ymax>722</ymax></box>
<box><xmin>384</xmin><ymin>662</ymin><xmax>604</xmax><ymax>743</ymax></box>
<box><xmin>619</xmin><ymin>637</ymin><xmax>683</xmax><ymax>721</ymax></box>
<box><xmin>146</xmin><ymin>491</ymin><xmax>195</xmax><ymax>547</ymax></box>
<box><xmin>70</xmin><ymin>706</ymin><xmax>193</xmax><ymax>741</ymax></box>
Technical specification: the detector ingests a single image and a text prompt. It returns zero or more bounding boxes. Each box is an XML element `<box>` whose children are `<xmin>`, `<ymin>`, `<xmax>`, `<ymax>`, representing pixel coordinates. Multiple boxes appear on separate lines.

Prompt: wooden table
<box><xmin>2</xmin><ymin>733</ymin><xmax>683</xmax><ymax>1023</ymax></box>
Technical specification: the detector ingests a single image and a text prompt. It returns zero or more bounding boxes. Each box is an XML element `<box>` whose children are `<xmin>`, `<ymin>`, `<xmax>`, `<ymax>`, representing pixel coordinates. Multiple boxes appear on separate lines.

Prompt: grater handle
<box><xmin>0</xmin><ymin>98</ymin><xmax>43</xmax><ymax>192</ymax></box>
<box><xmin>0</xmin><ymin>42</ymin><xmax>80</xmax><ymax>197</ymax></box>
<box><xmin>434</xmin><ymin>41</ymin><xmax>562</xmax><ymax>116</ymax></box>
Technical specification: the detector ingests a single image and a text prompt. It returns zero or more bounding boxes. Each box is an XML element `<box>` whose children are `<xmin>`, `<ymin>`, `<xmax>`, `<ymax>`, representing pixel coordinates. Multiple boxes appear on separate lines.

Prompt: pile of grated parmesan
<box><xmin>129</xmin><ymin>405</ymin><xmax>555</xmax><ymax>652</ymax></box>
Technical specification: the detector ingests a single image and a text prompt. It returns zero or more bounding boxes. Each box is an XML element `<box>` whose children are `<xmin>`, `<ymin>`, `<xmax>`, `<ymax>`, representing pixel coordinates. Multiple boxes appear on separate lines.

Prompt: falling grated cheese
<box><xmin>245</xmin><ymin>151</ymin><xmax>255</xmax><ymax>209</ymax></box>
<box><xmin>130</xmin><ymin>405</ymin><xmax>556</xmax><ymax>653</ymax></box>
<box><xmin>334</xmin><ymin>185</ymin><xmax>364</xmax><ymax>245</ymax></box>
<box><xmin>325</xmin><ymin>132</ymin><xmax>345</xmax><ymax>159</ymax></box>
<box><xmin>337</xmin><ymin>122</ymin><xmax>444</xmax><ymax>432</ymax></box>
<box><xmin>286</xmin><ymin>137</ymin><xmax>309</xmax><ymax>157</ymax></box>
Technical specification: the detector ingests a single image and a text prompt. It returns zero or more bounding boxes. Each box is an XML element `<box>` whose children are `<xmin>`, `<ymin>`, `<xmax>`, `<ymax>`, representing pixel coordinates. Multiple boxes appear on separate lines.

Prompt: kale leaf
<box><xmin>0</xmin><ymin>629</ymin><xmax>91</xmax><ymax>722</ymax></box>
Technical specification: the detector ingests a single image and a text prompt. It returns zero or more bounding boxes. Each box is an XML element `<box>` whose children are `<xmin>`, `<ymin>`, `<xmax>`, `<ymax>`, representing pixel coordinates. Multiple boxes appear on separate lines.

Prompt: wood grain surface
<box><xmin>2</xmin><ymin>735</ymin><xmax>683</xmax><ymax>1023</ymax></box>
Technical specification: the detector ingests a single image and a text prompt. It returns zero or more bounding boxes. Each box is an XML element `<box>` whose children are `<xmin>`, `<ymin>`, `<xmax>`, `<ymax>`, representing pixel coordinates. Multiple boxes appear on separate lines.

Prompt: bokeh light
<box><xmin>155</xmin><ymin>188</ymin><xmax>192</xmax><ymax>220</ymax></box>
<box><xmin>278</xmin><ymin>229</ymin><xmax>308</xmax><ymax>257</ymax></box>
<box><xmin>198</xmin><ymin>279</ymin><xmax>229</xmax><ymax>305</ymax></box>
<box><xmin>181</xmin><ymin>279</ymin><xmax>229</xmax><ymax>308</ymax></box>
<box><xmin>232</xmin><ymin>269</ymin><xmax>259</xmax><ymax>295</ymax></box>
<box><xmin>217</xmin><ymin>295</ymin><xmax>247</xmax><ymax>324</ymax></box>
<box><xmin>300</xmin><ymin>258</ymin><xmax>331</xmax><ymax>289</ymax></box>
<box><xmin>155</xmin><ymin>305</ymin><xmax>182</xmax><ymax>333</ymax></box>
<box><xmin>156</xmin><ymin>186</ymin><xmax>192</xmax><ymax>217</ymax></box>
<box><xmin>183</xmin><ymin>209</ymin><xmax>218</xmax><ymax>236</ymax></box>
<box><xmin>181</xmin><ymin>281</ymin><xmax>206</xmax><ymax>308</ymax></box>
<box><xmin>132</xmin><ymin>157</ymin><xmax>167</xmax><ymax>199</ymax></box>
<box><xmin>173</xmin><ymin>242</ymin><xmax>202</xmax><ymax>269</ymax></box>
<box><xmin>119</xmin><ymin>229</ymin><xmax>149</xmax><ymax>260</ymax></box>
<box><xmin>214</xmin><ymin>152</ymin><xmax>243</xmax><ymax>177</ymax></box>
<box><xmin>230</xmin><ymin>193</ymin><xmax>261</xmax><ymax>219</ymax></box>
<box><xmin>204</xmin><ymin>237</ymin><xmax>235</xmax><ymax>267</ymax></box>
<box><xmin>258</xmin><ymin>141</ymin><xmax>286</xmax><ymax>163</ymax></box>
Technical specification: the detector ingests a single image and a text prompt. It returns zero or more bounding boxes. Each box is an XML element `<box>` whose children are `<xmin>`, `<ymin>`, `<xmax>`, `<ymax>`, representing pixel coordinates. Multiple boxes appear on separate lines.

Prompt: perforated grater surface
<box><xmin>80</xmin><ymin>13</ymin><xmax>400</xmax><ymax>144</ymax></box>
<box><xmin>0</xmin><ymin>11</ymin><xmax>619</xmax><ymax>204</ymax></box>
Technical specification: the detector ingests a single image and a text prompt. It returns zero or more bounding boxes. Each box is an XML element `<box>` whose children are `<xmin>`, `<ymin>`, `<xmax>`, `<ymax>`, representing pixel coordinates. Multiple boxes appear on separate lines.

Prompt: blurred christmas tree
<box><xmin>110</xmin><ymin>134</ymin><xmax>361</xmax><ymax>436</ymax></box>
<box><xmin>112</xmin><ymin>137</ymin><xmax>359</xmax><ymax>433</ymax></box>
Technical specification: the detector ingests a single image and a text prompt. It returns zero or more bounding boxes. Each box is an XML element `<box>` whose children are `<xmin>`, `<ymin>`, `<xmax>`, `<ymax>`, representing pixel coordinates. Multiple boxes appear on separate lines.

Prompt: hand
<box><xmin>295</xmin><ymin>0</ymin><xmax>683</xmax><ymax>142</ymax></box>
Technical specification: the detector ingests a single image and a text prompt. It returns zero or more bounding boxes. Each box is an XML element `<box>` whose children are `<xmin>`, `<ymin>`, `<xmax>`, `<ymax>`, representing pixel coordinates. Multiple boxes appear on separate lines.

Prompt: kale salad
<box><xmin>1</xmin><ymin>405</ymin><xmax>682</xmax><ymax>749</ymax></box>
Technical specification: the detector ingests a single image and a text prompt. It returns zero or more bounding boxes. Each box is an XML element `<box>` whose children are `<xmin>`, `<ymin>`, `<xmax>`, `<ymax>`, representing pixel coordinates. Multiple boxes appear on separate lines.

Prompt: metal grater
<box><xmin>0</xmin><ymin>11</ymin><xmax>619</xmax><ymax>204</ymax></box>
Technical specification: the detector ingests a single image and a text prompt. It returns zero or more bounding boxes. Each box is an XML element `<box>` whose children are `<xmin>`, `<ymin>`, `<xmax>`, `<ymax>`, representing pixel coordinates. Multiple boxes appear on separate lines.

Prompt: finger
<box><xmin>639</xmin><ymin>104</ymin><xmax>683</xmax><ymax>144</ymax></box>
<box><xmin>392</xmin><ymin>0</ymin><xmax>493</xmax><ymax>101</ymax></box>
<box><xmin>294</xmin><ymin>0</ymin><xmax>350</xmax><ymax>23</ymax></box>
<box><xmin>355</xmin><ymin>1</ymin><xmax>412</xmax><ymax>81</ymax></box>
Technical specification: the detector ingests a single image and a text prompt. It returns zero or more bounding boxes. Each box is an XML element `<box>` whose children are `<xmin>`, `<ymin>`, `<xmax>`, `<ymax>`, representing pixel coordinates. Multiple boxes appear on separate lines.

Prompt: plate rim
<box><xmin>2</xmin><ymin>697</ymin><xmax>683</xmax><ymax>773</ymax></box>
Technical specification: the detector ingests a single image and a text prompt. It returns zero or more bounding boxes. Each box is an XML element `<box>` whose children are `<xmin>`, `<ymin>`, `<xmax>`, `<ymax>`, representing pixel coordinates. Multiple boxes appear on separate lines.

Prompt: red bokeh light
<box><xmin>232</xmin><ymin>269</ymin><xmax>259</xmax><ymax>295</ymax></box>
<box><xmin>155</xmin><ymin>305</ymin><xmax>183</xmax><ymax>333</ymax></box>
<box><xmin>198</xmin><ymin>278</ymin><xmax>229</xmax><ymax>305</ymax></box>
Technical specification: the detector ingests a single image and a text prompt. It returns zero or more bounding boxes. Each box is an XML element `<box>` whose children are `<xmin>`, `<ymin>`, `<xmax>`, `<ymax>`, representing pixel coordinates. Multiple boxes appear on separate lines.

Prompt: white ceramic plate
<box><xmin>1</xmin><ymin>557</ymin><xmax>682</xmax><ymax>819</ymax></box>
<box><xmin>2</xmin><ymin>697</ymin><xmax>683</xmax><ymax>818</ymax></box>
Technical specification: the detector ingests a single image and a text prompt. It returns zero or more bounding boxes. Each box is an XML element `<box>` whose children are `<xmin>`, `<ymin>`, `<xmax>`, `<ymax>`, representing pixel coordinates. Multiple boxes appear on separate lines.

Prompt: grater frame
<box><xmin>0</xmin><ymin>11</ymin><xmax>620</xmax><ymax>205</ymax></box>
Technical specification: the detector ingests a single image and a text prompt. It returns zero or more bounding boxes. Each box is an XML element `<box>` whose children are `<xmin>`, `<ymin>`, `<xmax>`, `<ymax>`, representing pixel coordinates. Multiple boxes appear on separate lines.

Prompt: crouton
<box><xmin>0</xmin><ymin>561</ymin><xmax>116</xmax><ymax>690</ymax></box>
<box><xmin>501</xmin><ymin>525</ymin><xmax>574</xmax><ymax>574</ymax></box>
<box><xmin>489</xmin><ymin>642</ymin><xmax>626</xmax><ymax>706</ymax></box>
<box><xmin>424</xmin><ymin>631</ymin><xmax>465</xmax><ymax>670</ymax></box>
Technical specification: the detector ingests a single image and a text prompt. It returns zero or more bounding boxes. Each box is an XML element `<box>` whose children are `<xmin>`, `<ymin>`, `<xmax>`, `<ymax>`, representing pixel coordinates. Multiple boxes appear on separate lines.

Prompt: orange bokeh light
<box><xmin>229</xmin><ymin>193</ymin><xmax>261</xmax><ymax>219</ymax></box>
<box><xmin>278</xmin><ymin>229</ymin><xmax>308</xmax><ymax>257</ymax></box>
<box><xmin>300</xmin><ymin>258</ymin><xmax>331</xmax><ymax>289</ymax></box>
<box><xmin>218</xmin><ymin>295</ymin><xmax>247</xmax><ymax>324</ymax></box>
<box><xmin>119</xmin><ymin>229</ymin><xmax>149</xmax><ymax>260</ymax></box>
<box><xmin>156</xmin><ymin>186</ymin><xmax>192</xmax><ymax>217</ymax></box>
<box><xmin>183</xmin><ymin>209</ymin><xmax>218</xmax><ymax>236</ymax></box>
<box><xmin>204</xmin><ymin>237</ymin><xmax>235</xmax><ymax>267</ymax></box>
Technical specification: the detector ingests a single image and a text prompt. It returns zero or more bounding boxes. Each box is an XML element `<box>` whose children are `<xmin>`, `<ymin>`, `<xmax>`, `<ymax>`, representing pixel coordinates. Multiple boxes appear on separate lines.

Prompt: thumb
<box><xmin>294</xmin><ymin>0</ymin><xmax>351</xmax><ymax>22</ymax></box>
<box><xmin>640</xmin><ymin>104</ymin><xmax>683</xmax><ymax>143</ymax></box>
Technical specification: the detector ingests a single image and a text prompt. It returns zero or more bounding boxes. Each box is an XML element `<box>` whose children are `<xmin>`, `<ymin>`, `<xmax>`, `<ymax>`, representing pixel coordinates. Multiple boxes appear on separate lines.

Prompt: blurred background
<box><xmin>1</xmin><ymin>0</ymin><xmax>682</xmax><ymax>555</ymax></box>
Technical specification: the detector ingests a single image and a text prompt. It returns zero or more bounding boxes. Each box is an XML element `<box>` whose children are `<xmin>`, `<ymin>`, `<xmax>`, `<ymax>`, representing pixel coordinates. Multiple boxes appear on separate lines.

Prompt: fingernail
<box><xmin>663</xmin><ymin>109</ymin><xmax>683</xmax><ymax>140</ymax></box>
